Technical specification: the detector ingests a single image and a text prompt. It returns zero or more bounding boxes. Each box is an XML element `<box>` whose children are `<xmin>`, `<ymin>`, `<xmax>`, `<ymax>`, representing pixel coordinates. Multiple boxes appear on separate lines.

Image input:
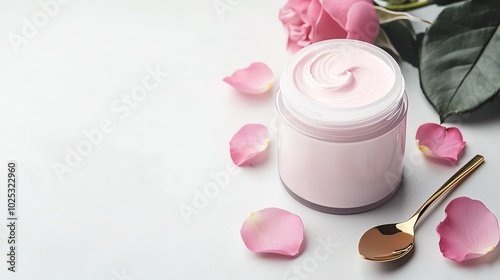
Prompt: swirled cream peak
<box><xmin>292</xmin><ymin>45</ymin><xmax>395</xmax><ymax>108</ymax></box>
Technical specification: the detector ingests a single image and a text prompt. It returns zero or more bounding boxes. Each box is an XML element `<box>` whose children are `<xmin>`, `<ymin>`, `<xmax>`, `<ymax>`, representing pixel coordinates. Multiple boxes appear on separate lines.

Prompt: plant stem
<box><xmin>385</xmin><ymin>0</ymin><xmax>433</xmax><ymax>11</ymax></box>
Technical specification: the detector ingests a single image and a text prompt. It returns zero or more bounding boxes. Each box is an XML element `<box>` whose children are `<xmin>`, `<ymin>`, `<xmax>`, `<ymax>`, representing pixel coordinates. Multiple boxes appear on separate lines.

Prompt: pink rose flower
<box><xmin>279</xmin><ymin>0</ymin><xmax>380</xmax><ymax>52</ymax></box>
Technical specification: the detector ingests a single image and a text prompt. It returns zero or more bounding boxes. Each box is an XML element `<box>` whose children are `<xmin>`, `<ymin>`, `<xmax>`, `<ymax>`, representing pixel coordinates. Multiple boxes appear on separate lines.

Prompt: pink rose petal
<box><xmin>344</xmin><ymin>1</ymin><xmax>379</xmax><ymax>43</ymax></box>
<box><xmin>415</xmin><ymin>123</ymin><xmax>466</xmax><ymax>163</ymax></box>
<box><xmin>279</xmin><ymin>0</ymin><xmax>313</xmax><ymax>52</ymax></box>
<box><xmin>436</xmin><ymin>197</ymin><xmax>500</xmax><ymax>262</ymax></box>
<box><xmin>279</xmin><ymin>0</ymin><xmax>378</xmax><ymax>53</ymax></box>
<box><xmin>240</xmin><ymin>207</ymin><xmax>304</xmax><ymax>256</ymax></box>
<box><xmin>230</xmin><ymin>124</ymin><xmax>270</xmax><ymax>166</ymax></box>
<box><xmin>321</xmin><ymin>0</ymin><xmax>378</xmax><ymax>43</ymax></box>
<box><xmin>223</xmin><ymin>62</ymin><xmax>274</xmax><ymax>94</ymax></box>
<box><xmin>308</xmin><ymin>0</ymin><xmax>347</xmax><ymax>43</ymax></box>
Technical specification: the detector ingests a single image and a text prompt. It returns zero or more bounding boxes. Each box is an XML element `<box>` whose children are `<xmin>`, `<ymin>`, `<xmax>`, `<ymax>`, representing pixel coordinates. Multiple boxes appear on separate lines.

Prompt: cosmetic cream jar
<box><xmin>276</xmin><ymin>39</ymin><xmax>407</xmax><ymax>214</ymax></box>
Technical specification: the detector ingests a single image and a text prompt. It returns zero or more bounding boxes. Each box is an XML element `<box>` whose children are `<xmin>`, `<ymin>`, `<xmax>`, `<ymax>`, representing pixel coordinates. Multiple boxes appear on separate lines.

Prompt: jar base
<box><xmin>280</xmin><ymin>177</ymin><xmax>402</xmax><ymax>214</ymax></box>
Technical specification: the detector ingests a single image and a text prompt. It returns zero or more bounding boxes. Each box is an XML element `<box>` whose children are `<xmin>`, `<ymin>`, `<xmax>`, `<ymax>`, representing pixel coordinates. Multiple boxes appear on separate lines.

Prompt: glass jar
<box><xmin>276</xmin><ymin>39</ymin><xmax>408</xmax><ymax>214</ymax></box>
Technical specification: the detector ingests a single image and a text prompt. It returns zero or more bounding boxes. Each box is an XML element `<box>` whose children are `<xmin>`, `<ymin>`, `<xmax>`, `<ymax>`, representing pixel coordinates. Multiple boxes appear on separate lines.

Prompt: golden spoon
<box><xmin>358</xmin><ymin>154</ymin><xmax>484</xmax><ymax>262</ymax></box>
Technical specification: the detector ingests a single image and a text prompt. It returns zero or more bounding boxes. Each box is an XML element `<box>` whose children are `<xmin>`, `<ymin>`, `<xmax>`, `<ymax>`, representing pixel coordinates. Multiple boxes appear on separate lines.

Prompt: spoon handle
<box><xmin>410</xmin><ymin>154</ymin><xmax>484</xmax><ymax>224</ymax></box>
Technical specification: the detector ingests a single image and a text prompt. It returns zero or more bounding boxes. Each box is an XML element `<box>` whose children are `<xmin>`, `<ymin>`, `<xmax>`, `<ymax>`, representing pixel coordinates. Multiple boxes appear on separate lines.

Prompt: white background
<box><xmin>1</xmin><ymin>0</ymin><xmax>499</xmax><ymax>279</ymax></box>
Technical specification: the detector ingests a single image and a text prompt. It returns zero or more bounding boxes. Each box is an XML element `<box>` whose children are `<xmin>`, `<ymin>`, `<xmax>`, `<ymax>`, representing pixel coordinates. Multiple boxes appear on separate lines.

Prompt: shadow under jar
<box><xmin>276</xmin><ymin>39</ymin><xmax>408</xmax><ymax>214</ymax></box>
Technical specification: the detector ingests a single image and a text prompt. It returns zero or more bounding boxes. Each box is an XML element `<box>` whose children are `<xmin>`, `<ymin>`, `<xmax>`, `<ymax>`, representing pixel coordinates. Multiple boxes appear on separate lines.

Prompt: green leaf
<box><xmin>375</xmin><ymin>6</ymin><xmax>432</xmax><ymax>24</ymax></box>
<box><xmin>430</xmin><ymin>0</ymin><xmax>467</xmax><ymax>5</ymax></box>
<box><xmin>374</xmin><ymin>0</ymin><xmax>432</xmax><ymax>11</ymax></box>
<box><xmin>385</xmin><ymin>0</ymin><xmax>418</xmax><ymax>4</ymax></box>
<box><xmin>419</xmin><ymin>0</ymin><xmax>500</xmax><ymax>122</ymax></box>
<box><xmin>375</xmin><ymin>28</ymin><xmax>402</xmax><ymax>63</ymax></box>
<box><xmin>382</xmin><ymin>20</ymin><xmax>419</xmax><ymax>67</ymax></box>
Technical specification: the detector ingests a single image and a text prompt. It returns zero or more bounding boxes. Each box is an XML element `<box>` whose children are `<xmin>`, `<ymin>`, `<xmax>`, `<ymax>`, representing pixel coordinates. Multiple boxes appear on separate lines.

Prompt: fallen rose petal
<box><xmin>436</xmin><ymin>197</ymin><xmax>500</xmax><ymax>262</ymax></box>
<box><xmin>415</xmin><ymin>123</ymin><xmax>466</xmax><ymax>163</ymax></box>
<box><xmin>230</xmin><ymin>124</ymin><xmax>270</xmax><ymax>166</ymax></box>
<box><xmin>240</xmin><ymin>207</ymin><xmax>304</xmax><ymax>256</ymax></box>
<box><xmin>223</xmin><ymin>62</ymin><xmax>274</xmax><ymax>94</ymax></box>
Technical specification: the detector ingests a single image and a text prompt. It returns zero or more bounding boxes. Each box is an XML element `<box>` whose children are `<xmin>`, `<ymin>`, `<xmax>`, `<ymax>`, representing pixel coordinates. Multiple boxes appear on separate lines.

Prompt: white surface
<box><xmin>1</xmin><ymin>1</ymin><xmax>499</xmax><ymax>279</ymax></box>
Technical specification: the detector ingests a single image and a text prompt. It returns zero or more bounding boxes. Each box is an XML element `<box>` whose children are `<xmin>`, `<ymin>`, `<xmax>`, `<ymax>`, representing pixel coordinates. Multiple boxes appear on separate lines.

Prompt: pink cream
<box><xmin>276</xmin><ymin>39</ymin><xmax>407</xmax><ymax>214</ymax></box>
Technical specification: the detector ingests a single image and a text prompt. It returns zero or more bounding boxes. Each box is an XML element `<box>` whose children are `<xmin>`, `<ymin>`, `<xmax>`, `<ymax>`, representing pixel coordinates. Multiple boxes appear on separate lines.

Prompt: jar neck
<box><xmin>276</xmin><ymin>90</ymin><xmax>408</xmax><ymax>142</ymax></box>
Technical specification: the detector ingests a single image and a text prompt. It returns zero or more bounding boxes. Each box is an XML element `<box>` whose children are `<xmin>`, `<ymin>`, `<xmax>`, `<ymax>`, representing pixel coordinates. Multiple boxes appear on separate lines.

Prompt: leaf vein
<box><xmin>444</xmin><ymin>26</ymin><xmax>500</xmax><ymax>113</ymax></box>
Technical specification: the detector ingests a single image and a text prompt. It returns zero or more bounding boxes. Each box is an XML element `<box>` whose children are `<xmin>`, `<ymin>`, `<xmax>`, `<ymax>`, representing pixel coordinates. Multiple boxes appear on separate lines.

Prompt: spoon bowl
<box><xmin>358</xmin><ymin>155</ymin><xmax>484</xmax><ymax>262</ymax></box>
<box><xmin>358</xmin><ymin>222</ymin><xmax>415</xmax><ymax>262</ymax></box>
